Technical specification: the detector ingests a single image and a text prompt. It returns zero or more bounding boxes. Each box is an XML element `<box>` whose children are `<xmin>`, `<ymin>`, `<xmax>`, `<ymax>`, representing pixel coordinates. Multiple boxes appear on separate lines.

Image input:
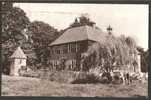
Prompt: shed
<box><xmin>10</xmin><ymin>46</ymin><xmax>27</xmax><ymax>76</ymax></box>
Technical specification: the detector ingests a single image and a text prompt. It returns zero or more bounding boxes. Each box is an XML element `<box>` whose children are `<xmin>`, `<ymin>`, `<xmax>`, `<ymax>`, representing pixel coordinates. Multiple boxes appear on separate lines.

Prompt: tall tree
<box><xmin>81</xmin><ymin>34</ymin><xmax>138</xmax><ymax>72</ymax></box>
<box><xmin>2</xmin><ymin>6</ymin><xmax>30</xmax><ymax>43</ymax></box>
<box><xmin>1</xmin><ymin>3</ymin><xmax>30</xmax><ymax>74</ymax></box>
<box><xmin>27</xmin><ymin>21</ymin><xmax>60</xmax><ymax>69</ymax></box>
<box><xmin>138</xmin><ymin>48</ymin><xmax>150</xmax><ymax>72</ymax></box>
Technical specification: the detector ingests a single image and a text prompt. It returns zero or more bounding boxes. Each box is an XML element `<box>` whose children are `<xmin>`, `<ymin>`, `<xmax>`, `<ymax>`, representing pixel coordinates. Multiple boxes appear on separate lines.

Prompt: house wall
<box><xmin>10</xmin><ymin>58</ymin><xmax>26</xmax><ymax>76</ymax></box>
<box><xmin>49</xmin><ymin>40</ymin><xmax>95</xmax><ymax>71</ymax></box>
<box><xmin>116</xmin><ymin>53</ymin><xmax>141</xmax><ymax>74</ymax></box>
<box><xmin>136</xmin><ymin>54</ymin><xmax>141</xmax><ymax>73</ymax></box>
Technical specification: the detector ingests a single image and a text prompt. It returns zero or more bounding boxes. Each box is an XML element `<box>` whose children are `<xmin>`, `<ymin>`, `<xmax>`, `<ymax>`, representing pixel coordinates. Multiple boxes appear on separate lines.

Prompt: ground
<box><xmin>2</xmin><ymin>75</ymin><xmax>148</xmax><ymax>97</ymax></box>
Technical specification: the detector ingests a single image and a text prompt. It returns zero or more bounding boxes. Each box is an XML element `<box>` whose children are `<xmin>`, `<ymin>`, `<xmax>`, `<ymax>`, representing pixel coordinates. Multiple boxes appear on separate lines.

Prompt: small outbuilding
<box><xmin>10</xmin><ymin>46</ymin><xmax>27</xmax><ymax>76</ymax></box>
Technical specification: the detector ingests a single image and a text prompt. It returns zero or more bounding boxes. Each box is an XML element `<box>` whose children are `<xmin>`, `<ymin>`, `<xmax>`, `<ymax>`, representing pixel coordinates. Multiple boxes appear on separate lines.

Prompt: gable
<box><xmin>10</xmin><ymin>47</ymin><xmax>27</xmax><ymax>59</ymax></box>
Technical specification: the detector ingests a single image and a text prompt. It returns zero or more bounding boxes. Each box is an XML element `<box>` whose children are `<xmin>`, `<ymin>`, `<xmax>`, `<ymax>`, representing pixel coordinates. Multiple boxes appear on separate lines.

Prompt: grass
<box><xmin>2</xmin><ymin>74</ymin><xmax>148</xmax><ymax>97</ymax></box>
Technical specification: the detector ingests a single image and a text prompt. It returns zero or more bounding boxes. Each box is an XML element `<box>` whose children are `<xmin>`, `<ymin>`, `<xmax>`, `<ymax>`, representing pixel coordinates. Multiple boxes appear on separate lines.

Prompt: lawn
<box><xmin>1</xmin><ymin>75</ymin><xmax>148</xmax><ymax>97</ymax></box>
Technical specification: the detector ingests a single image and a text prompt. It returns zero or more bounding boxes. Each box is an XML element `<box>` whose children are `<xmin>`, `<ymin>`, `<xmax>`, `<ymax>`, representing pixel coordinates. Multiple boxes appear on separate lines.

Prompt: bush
<box><xmin>100</xmin><ymin>72</ymin><xmax>112</xmax><ymax>84</ymax></box>
<box><xmin>70</xmin><ymin>72</ymin><xmax>101</xmax><ymax>84</ymax></box>
<box><xmin>47</xmin><ymin>70</ymin><xmax>77</xmax><ymax>83</ymax></box>
<box><xmin>38</xmin><ymin>70</ymin><xmax>101</xmax><ymax>84</ymax></box>
<box><xmin>112</xmin><ymin>75</ymin><xmax>123</xmax><ymax>84</ymax></box>
<box><xmin>39</xmin><ymin>70</ymin><xmax>116</xmax><ymax>84</ymax></box>
<box><xmin>20</xmin><ymin>70</ymin><xmax>40</xmax><ymax>78</ymax></box>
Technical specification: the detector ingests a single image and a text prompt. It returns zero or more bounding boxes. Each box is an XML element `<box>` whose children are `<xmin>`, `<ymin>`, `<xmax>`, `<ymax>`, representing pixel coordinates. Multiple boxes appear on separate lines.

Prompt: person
<box><xmin>121</xmin><ymin>72</ymin><xmax>126</xmax><ymax>85</ymax></box>
<box><xmin>125</xmin><ymin>72</ymin><xmax>133</xmax><ymax>85</ymax></box>
<box><xmin>122</xmin><ymin>72</ymin><xmax>129</xmax><ymax>85</ymax></box>
<box><xmin>126</xmin><ymin>72</ymin><xmax>130</xmax><ymax>84</ymax></box>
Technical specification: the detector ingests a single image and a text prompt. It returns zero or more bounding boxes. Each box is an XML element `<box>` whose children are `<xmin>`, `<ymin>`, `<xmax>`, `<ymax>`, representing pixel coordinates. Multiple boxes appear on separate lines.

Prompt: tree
<box><xmin>147</xmin><ymin>49</ymin><xmax>151</xmax><ymax>72</ymax></box>
<box><xmin>138</xmin><ymin>48</ymin><xmax>150</xmax><ymax>72</ymax></box>
<box><xmin>27</xmin><ymin>21</ymin><xmax>60</xmax><ymax>69</ymax></box>
<box><xmin>1</xmin><ymin>4</ymin><xmax>31</xmax><ymax>74</ymax></box>
<box><xmin>81</xmin><ymin>34</ymin><xmax>138</xmax><ymax>72</ymax></box>
<box><xmin>2</xmin><ymin>6</ymin><xmax>30</xmax><ymax>43</ymax></box>
<box><xmin>69</xmin><ymin>15</ymin><xmax>96</xmax><ymax>28</ymax></box>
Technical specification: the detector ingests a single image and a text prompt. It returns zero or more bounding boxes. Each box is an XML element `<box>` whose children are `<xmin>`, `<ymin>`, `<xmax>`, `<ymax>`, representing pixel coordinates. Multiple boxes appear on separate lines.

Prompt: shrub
<box><xmin>47</xmin><ymin>70</ymin><xmax>77</xmax><ymax>83</ymax></box>
<box><xmin>20</xmin><ymin>70</ymin><xmax>40</xmax><ymax>78</ymax></box>
<box><xmin>99</xmin><ymin>72</ymin><xmax>113</xmax><ymax>84</ymax></box>
<box><xmin>39</xmin><ymin>70</ymin><xmax>101</xmax><ymax>84</ymax></box>
<box><xmin>70</xmin><ymin>72</ymin><xmax>101</xmax><ymax>84</ymax></box>
<box><xmin>112</xmin><ymin>75</ymin><xmax>123</xmax><ymax>84</ymax></box>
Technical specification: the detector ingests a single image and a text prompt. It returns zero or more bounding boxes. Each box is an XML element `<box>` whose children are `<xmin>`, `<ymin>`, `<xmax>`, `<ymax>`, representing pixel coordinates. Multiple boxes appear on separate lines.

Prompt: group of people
<box><xmin>101</xmin><ymin>71</ymin><xmax>133</xmax><ymax>85</ymax></box>
<box><xmin>120</xmin><ymin>72</ymin><xmax>133</xmax><ymax>85</ymax></box>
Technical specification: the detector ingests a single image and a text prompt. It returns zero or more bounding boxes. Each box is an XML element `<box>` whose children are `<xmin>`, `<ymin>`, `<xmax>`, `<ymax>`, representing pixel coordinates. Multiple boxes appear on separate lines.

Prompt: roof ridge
<box><xmin>10</xmin><ymin>46</ymin><xmax>27</xmax><ymax>59</ymax></box>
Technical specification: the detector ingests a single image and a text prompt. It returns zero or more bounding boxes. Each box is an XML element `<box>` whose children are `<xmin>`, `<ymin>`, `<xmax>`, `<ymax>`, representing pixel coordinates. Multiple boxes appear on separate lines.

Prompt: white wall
<box><xmin>10</xmin><ymin>58</ymin><xmax>26</xmax><ymax>76</ymax></box>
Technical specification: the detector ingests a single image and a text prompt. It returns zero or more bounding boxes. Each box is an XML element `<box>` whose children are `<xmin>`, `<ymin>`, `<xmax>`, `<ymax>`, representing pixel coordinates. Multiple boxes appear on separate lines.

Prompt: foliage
<box><xmin>69</xmin><ymin>15</ymin><xmax>95</xmax><ymax>28</ymax></box>
<box><xmin>70</xmin><ymin>72</ymin><xmax>100</xmax><ymax>84</ymax></box>
<box><xmin>1</xmin><ymin>3</ymin><xmax>62</xmax><ymax>72</ymax></box>
<box><xmin>140</xmin><ymin>49</ymin><xmax>149</xmax><ymax>72</ymax></box>
<box><xmin>27</xmin><ymin>21</ymin><xmax>60</xmax><ymax>68</ymax></box>
<box><xmin>136</xmin><ymin>46</ymin><xmax>149</xmax><ymax>72</ymax></box>
<box><xmin>38</xmin><ymin>70</ymin><xmax>100</xmax><ymax>84</ymax></box>
<box><xmin>2</xmin><ymin>5</ymin><xmax>30</xmax><ymax>43</ymax></box>
<box><xmin>1</xmin><ymin>3</ymin><xmax>31</xmax><ymax>74</ymax></box>
<box><xmin>19</xmin><ymin>70</ymin><xmax>40</xmax><ymax>78</ymax></box>
<box><xmin>81</xmin><ymin>34</ymin><xmax>138</xmax><ymax>72</ymax></box>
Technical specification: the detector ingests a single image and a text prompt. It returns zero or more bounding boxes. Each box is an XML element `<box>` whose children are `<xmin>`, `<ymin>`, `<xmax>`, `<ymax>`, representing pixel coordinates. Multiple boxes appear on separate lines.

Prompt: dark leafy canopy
<box><xmin>1</xmin><ymin>3</ymin><xmax>61</xmax><ymax>71</ymax></box>
<box><xmin>1</xmin><ymin>2</ymin><xmax>30</xmax><ymax>55</ymax></box>
<box><xmin>28</xmin><ymin>21</ymin><xmax>60</xmax><ymax>45</ymax></box>
<box><xmin>1</xmin><ymin>3</ymin><xmax>30</xmax><ymax>74</ymax></box>
<box><xmin>2</xmin><ymin>4</ymin><xmax>30</xmax><ymax>43</ymax></box>
<box><xmin>69</xmin><ymin>15</ymin><xmax>96</xmax><ymax>28</ymax></box>
<box><xmin>27</xmin><ymin>21</ymin><xmax>60</xmax><ymax>68</ymax></box>
<box><xmin>137</xmin><ymin>47</ymin><xmax>150</xmax><ymax>72</ymax></box>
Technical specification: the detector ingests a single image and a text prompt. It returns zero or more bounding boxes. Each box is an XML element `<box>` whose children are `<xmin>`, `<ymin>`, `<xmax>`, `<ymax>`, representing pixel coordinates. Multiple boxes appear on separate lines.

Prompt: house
<box><xmin>10</xmin><ymin>46</ymin><xmax>27</xmax><ymax>76</ymax></box>
<box><xmin>48</xmin><ymin>23</ymin><xmax>141</xmax><ymax>72</ymax></box>
<box><xmin>49</xmin><ymin>24</ymin><xmax>107</xmax><ymax>71</ymax></box>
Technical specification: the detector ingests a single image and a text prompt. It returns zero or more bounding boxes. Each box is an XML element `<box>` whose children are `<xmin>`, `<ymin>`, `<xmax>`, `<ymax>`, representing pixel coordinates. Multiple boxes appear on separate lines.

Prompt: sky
<box><xmin>14</xmin><ymin>3</ymin><xmax>149</xmax><ymax>50</ymax></box>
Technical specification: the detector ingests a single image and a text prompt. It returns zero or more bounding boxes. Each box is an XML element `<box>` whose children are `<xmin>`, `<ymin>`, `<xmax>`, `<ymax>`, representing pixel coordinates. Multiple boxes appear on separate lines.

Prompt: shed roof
<box><xmin>49</xmin><ymin>25</ymin><xmax>107</xmax><ymax>46</ymax></box>
<box><xmin>10</xmin><ymin>46</ymin><xmax>27</xmax><ymax>59</ymax></box>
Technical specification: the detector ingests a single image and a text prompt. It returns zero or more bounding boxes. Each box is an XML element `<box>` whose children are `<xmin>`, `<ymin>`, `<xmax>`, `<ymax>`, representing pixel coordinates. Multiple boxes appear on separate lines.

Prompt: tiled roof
<box><xmin>10</xmin><ymin>46</ymin><xmax>27</xmax><ymax>59</ymax></box>
<box><xmin>49</xmin><ymin>25</ymin><xmax>107</xmax><ymax>46</ymax></box>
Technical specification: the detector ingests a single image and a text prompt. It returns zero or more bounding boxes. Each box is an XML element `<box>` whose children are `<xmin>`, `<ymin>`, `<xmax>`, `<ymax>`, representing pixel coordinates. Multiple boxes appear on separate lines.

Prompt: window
<box><xmin>56</xmin><ymin>49</ymin><xmax>61</xmax><ymax>54</ymax></box>
<box><xmin>71</xmin><ymin>60</ymin><xmax>76</xmax><ymax>70</ymax></box>
<box><xmin>62</xmin><ymin>43</ymin><xmax>79</xmax><ymax>53</ymax></box>
<box><xmin>69</xmin><ymin>43</ymin><xmax>76</xmax><ymax>53</ymax></box>
<box><xmin>68</xmin><ymin>44</ymin><xmax>71</xmax><ymax>53</ymax></box>
<box><xmin>20</xmin><ymin>59</ymin><xmax>22</xmax><ymax>64</ymax></box>
<box><xmin>71</xmin><ymin>60</ymin><xmax>73</xmax><ymax>69</ymax></box>
<box><xmin>60</xmin><ymin>48</ymin><xmax>62</xmax><ymax>54</ymax></box>
<box><xmin>63</xmin><ymin>45</ymin><xmax>68</xmax><ymax>54</ymax></box>
<box><xmin>77</xmin><ymin>44</ymin><xmax>81</xmax><ymax>52</ymax></box>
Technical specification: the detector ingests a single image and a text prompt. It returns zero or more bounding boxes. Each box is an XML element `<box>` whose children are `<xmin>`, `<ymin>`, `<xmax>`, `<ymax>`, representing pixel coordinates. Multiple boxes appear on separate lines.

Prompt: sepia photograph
<box><xmin>1</xmin><ymin>2</ymin><xmax>149</xmax><ymax>97</ymax></box>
